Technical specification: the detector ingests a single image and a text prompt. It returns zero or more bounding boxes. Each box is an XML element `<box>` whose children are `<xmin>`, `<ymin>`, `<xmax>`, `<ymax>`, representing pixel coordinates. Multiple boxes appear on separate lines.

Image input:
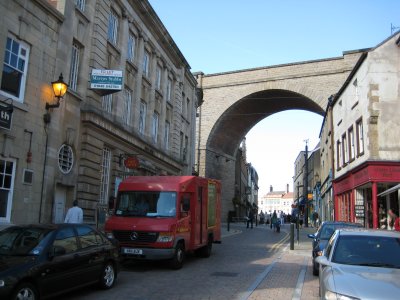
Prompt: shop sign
<box><xmin>90</xmin><ymin>69</ymin><xmax>123</xmax><ymax>90</ymax></box>
<box><xmin>0</xmin><ymin>104</ymin><xmax>13</xmax><ymax>130</ymax></box>
<box><xmin>124</xmin><ymin>156</ymin><xmax>140</xmax><ymax>169</ymax></box>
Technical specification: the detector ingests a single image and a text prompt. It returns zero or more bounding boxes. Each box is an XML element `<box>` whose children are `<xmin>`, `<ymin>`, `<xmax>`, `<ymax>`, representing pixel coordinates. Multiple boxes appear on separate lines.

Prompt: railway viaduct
<box><xmin>193</xmin><ymin>49</ymin><xmax>366</xmax><ymax>218</ymax></box>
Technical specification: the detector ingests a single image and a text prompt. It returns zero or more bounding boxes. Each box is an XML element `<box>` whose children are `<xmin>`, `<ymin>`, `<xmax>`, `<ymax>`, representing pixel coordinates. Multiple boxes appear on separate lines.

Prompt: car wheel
<box><xmin>12</xmin><ymin>282</ymin><xmax>38</xmax><ymax>300</ymax></box>
<box><xmin>312</xmin><ymin>260</ymin><xmax>319</xmax><ymax>276</ymax></box>
<box><xmin>169</xmin><ymin>242</ymin><xmax>185</xmax><ymax>270</ymax></box>
<box><xmin>99</xmin><ymin>262</ymin><xmax>116</xmax><ymax>289</ymax></box>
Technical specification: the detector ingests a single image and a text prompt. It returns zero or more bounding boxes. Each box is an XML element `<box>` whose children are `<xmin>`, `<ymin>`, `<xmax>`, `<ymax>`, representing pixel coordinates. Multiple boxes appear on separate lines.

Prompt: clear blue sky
<box><xmin>149</xmin><ymin>0</ymin><xmax>400</xmax><ymax>195</ymax></box>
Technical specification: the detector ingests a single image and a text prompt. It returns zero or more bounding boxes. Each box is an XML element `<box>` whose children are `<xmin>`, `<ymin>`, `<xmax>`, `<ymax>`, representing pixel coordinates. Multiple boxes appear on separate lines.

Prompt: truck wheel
<box><xmin>170</xmin><ymin>242</ymin><xmax>185</xmax><ymax>270</ymax></box>
<box><xmin>197</xmin><ymin>238</ymin><xmax>213</xmax><ymax>258</ymax></box>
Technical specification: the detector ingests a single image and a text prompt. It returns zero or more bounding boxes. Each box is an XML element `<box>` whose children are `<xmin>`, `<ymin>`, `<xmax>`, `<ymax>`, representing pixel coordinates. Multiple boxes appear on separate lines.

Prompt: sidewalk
<box><xmin>222</xmin><ymin>223</ymin><xmax>319</xmax><ymax>300</ymax></box>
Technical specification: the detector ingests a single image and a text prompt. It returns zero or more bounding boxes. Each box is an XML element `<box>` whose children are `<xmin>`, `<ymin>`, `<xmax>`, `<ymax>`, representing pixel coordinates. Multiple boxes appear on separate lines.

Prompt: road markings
<box><xmin>292</xmin><ymin>257</ymin><xmax>308</xmax><ymax>300</ymax></box>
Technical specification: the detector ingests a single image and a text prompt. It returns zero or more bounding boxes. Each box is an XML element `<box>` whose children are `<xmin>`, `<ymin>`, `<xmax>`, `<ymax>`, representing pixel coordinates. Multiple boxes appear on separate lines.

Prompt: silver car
<box><xmin>316</xmin><ymin>229</ymin><xmax>400</xmax><ymax>300</ymax></box>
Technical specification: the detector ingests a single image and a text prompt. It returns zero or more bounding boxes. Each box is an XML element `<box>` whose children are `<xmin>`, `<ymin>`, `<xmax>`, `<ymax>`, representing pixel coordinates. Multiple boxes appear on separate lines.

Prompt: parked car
<box><xmin>0</xmin><ymin>223</ymin><xmax>120</xmax><ymax>300</ymax></box>
<box><xmin>316</xmin><ymin>229</ymin><xmax>400</xmax><ymax>300</ymax></box>
<box><xmin>308</xmin><ymin>221</ymin><xmax>363</xmax><ymax>275</ymax></box>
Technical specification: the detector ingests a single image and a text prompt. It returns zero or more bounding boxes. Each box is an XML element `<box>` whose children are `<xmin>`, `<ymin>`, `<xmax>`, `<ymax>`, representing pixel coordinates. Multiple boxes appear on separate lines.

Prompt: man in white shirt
<box><xmin>64</xmin><ymin>200</ymin><xmax>83</xmax><ymax>223</ymax></box>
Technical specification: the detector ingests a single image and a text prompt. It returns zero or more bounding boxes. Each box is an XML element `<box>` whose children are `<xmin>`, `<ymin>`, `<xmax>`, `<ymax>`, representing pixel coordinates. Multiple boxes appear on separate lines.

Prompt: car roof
<box><xmin>5</xmin><ymin>223</ymin><xmax>94</xmax><ymax>231</ymax></box>
<box><xmin>337</xmin><ymin>228</ymin><xmax>400</xmax><ymax>238</ymax></box>
<box><xmin>321</xmin><ymin>221</ymin><xmax>362</xmax><ymax>226</ymax></box>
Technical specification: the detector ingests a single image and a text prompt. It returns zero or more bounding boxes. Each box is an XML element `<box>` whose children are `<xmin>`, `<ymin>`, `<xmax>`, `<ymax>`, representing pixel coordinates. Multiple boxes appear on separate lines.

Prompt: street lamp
<box><xmin>46</xmin><ymin>73</ymin><xmax>68</xmax><ymax>110</ymax></box>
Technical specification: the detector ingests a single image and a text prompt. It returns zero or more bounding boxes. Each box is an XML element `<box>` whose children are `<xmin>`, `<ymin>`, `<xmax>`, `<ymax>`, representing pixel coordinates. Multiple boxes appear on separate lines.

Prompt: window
<box><xmin>0</xmin><ymin>159</ymin><xmax>15</xmax><ymax>222</ymax></box>
<box><xmin>179</xmin><ymin>132</ymin><xmax>184</xmax><ymax>160</ymax></box>
<box><xmin>107</xmin><ymin>11</ymin><xmax>118</xmax><ymax>45</ymax></box>
<box><xmin>186</xmin><ymin>98</ymin><xmax>191</xmax><ymax>119</ymax></box>
<box><xmin>167</xmin><ymin>78</ymin><xmax>172</xmax><ymax>102</ymax></box>
<box><xmin>99</xmin><ymin>147</ymin><xmax>111</xmax><ymax>205</ymax></box>
<box><xmin>123</xmin><ymin>88</ymin><xmax>132</xmax><ymax>126</ymax></box>
<box><xmin>139</xmin><ymin>101</ymin><xmax>147</xmax><ymax>134</ymax></box>
<box><xmin>356</xmin><ymin>118</ymin><xmax>364</xmax><ymax>156</ymax></box>
<box><xmin>58</xmin><ymin>144</ymin><xmax>74</xmax><ymax>174</ymax></box>
<box><xmin>336</xmin><ymin>140</ymin><xmax>342</xmax><ymax>170</ymax></box>
<box><xmin>69</xmin><ymin>42</ymin><xmax>80</xmax><ymax>91</ymax></box>
<box><xmin>348</xmin><ymin>126</ymin><xmax>355</xmax><ymax>161</ymax></box>
<box><xmin>127</xmin><ymin>33</ymin><xmax>136</xmax><ymax>63</ymax></box>
<box><xmin>75</xmin><ymin>0</ymin><xmax>85</xmax><ymax>11</ymax></box>
<box><xmin>53</xmin><ymin>227</ymin><xmax>78</xmax><ymax>254</ymax></box>
<box><xmin>164</xmin><ymin>121</ymin><xmax>170</xmax><ymax>150</ymax></box>
<box><xmin>102</xmin><ymin>94</ymin><xmax>112</xmax><ymax>113</ymax></box>
<box><xmin>76</xmin><ymin>225</ymin><xmax>102</xmax><ymax>248</ymax></box>
<box><xmin>155</xmin><ymin>65</ymin><xmax>162</xmax><ymax>90</ymax></box>
<box><xmin>142</xmin><ymin>50</ymin><xmax>150</xmax><ymax>77</ymax></box>
<box><xmin>151</xmin><ymin>112</ymin><xmax>159</xmax><ymax>143</ymax></box>
<box><xmin>342</xmin><ymin>134</ymin><xmax>347</xmax><ymax>166</ymax></box>
<box><xmin>181</xmin><ymin>93</ymin><xmax>185</xmax><ymax>113</ymax></box>
<box><xmin>1</xmin><ymin>36</ymin><xmax>29</xmax><ymax>102</ymax></box>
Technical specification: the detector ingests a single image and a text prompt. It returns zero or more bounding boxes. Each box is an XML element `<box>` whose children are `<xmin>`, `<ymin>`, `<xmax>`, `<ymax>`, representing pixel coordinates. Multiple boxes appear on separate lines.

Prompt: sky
<box><xmin>148</xmin><ymin>0</ymin><xmax>400</xmax><ymax>195</ymax></box>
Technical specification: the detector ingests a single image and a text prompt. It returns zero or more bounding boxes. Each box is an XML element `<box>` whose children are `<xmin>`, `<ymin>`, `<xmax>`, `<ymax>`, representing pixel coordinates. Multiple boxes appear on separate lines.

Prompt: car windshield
<box><xmin>319</xmin><ymin>223</ymin><xmax>361</xmax><ymax>240</ymax></box>
<box><xmin>332</xmin><ymin>235</ymin><xmax>400</xmax><ymax>268</ymax></box>
<box><xmin>0</xmin><ymin>227</ymin><xmax>51</xmax><ymax>256</ymax></box>
<box><xmin>115</xmin><ymin>191</ymin><xmax>177</xmax><ymax>217</ymax></box>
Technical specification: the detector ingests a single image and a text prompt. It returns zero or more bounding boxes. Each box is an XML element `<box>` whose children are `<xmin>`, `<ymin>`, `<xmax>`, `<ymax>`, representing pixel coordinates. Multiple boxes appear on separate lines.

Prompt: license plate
<box><xmin>123</xmin><ymin>248</ymin><xmax>143</xmax><ymax>255</ymax></box>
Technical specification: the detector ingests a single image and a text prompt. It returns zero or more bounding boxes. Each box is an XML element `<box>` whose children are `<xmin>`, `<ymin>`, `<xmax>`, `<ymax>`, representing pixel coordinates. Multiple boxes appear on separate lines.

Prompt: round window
<box><xmin>58</xmin><ymin>144</ymin><xmax>74</xmax><ymax>174</ymax></box>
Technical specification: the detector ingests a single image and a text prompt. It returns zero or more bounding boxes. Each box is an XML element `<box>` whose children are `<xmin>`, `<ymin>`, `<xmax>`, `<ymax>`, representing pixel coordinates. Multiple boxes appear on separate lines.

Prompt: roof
<box><xmin>337</xmin><ymin>228</ymin><xmax>400</xmax><ymax>238</ymax></box>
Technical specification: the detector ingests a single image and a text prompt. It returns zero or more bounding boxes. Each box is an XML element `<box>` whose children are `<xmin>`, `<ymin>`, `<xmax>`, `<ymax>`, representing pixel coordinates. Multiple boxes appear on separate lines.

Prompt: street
<box><xmin>58</xmin><ymin>223</ymin><xmax>318</xmax><ymax>300</ymax></box>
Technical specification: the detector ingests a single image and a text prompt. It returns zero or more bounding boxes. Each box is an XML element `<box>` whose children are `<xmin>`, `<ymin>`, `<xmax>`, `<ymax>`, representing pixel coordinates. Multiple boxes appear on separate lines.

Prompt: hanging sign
<box><xmin>0</xmin><ymin>103</ymin><xmax>13</xmax><ymax>130</ymax></box>
<box><xmin>124</xmin><ymin>156</ymin><xmax>140</xmax><ymax>169</ymax></box>
<box><xmin>90</xmin><ymin>69</ymin><xmax>123</xmax><ymax>90</ymax></box>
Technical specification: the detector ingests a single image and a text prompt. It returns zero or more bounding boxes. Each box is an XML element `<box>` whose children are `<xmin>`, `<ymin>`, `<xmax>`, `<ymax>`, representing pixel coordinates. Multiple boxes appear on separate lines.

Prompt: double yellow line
<box><xmin>269</xmin><ymin>231</ymin><xmax>290</xmax><ymax>252</ymax></box>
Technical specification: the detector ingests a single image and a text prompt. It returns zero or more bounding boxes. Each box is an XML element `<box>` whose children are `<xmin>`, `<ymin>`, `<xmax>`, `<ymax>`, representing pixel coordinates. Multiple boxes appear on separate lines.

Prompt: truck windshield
<box><xmin>115</xmin><ymin>191</ymin><xmax>177</xmax><ymax>217</ymax></box>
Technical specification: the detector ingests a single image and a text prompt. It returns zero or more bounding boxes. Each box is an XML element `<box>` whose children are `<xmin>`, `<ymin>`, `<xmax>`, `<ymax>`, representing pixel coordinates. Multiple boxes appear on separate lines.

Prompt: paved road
<box><xmin>58</xmin><ymin>223</ymin><xmax>319</xmax><ymax>300</ymax></box>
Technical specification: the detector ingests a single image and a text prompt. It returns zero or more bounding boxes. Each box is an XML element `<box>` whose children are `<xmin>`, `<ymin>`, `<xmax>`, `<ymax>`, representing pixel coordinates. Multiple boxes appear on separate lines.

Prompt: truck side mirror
<box><xmin>181</xmin><ymin>196</ymin><xmax>190</xmax><ymax>212</ymax></box>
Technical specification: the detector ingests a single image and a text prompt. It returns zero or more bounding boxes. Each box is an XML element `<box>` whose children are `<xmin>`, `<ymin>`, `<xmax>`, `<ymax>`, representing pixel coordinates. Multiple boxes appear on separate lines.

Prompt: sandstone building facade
<box><xmin>0</xmin><ymin>0</ymin><xmax>198</xmax><ymax>225</ymax></box>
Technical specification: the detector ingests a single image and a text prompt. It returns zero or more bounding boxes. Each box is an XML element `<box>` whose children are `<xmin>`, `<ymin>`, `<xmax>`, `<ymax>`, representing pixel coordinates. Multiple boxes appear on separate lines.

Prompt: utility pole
<box><xmin>304</xmin><ymin>139</ymin><xmax>309</xmax><ymax>227</ymax></box>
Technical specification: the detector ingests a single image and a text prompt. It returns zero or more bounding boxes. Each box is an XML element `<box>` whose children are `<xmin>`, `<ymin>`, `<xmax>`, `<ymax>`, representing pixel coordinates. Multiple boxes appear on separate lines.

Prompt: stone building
<box><xmin>0</xmin><ymin>0</ymin><xmax>198</xmax><ymax>225</ymax></box>
<box><xmin>331</xmin><ymin>32</ymin><xmax>400</xmax><ymax>228</ymax></box>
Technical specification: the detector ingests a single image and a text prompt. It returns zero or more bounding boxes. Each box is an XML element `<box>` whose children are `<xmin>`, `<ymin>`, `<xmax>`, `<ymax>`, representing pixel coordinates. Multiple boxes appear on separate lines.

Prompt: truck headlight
<box><xmin>105</xmin><ymin>232</ymin><xmax>114</xmax><ymax>240</ymax></box>
<box><xmin>157</xmin><ymin>232</ymin><xmax>173</xmax><ymax>243</ymax></box>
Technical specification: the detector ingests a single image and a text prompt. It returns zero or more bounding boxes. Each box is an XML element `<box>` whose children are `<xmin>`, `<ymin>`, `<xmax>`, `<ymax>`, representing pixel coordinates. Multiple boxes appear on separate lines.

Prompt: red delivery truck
<box><xmin>104</xmin><ymin>176</ymin><xmax>221</xmax><ymax>269</ymax></box>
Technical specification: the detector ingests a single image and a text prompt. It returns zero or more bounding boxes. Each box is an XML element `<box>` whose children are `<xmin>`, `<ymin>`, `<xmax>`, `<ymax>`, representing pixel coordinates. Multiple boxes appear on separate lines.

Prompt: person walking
<box><xmin>388</xmin><ymin>209</ymin><xmax>400</xmax><ymax>231</ymax></box>
<box><xmin>247</xmin><ymin>209</ymin><xmax>254</xmax><ymax>229</ymax></box>
<box><xmin>64</xmin><ymin>200</ymin><xmax>83</xmax><ymax>223</ymax></box>
<box><xmin>271</xmin><ymin>210</ymin><xmax>277</xmax><ymax>231</ymax></box>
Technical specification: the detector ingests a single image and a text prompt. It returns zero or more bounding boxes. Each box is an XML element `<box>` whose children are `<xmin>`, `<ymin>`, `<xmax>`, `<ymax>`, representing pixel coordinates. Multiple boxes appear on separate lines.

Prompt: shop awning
<box><xmin>378</xmin><ymin>183</ymin><xmax>400</xmax><ymax>197</ymax></box>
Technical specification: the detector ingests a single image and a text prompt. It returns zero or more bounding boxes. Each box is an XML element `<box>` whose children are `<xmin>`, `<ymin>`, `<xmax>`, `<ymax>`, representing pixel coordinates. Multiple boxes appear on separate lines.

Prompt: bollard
<box><xmin>290</xmin><ymin>223</ymin><xmax>294</xmax><ymax>250</ymax></box>
<box><xmin>227</xmin><ymin>217</ymin><xmax>230</xmax><ymax>232</ymax></box>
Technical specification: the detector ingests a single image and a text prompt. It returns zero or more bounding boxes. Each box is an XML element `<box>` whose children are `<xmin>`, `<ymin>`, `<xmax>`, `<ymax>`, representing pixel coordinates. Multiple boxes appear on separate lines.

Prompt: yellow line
<box><xmin>269</xmin><ymin>232</ymin><xmax>290</xmax><ymax>252</ymax></box>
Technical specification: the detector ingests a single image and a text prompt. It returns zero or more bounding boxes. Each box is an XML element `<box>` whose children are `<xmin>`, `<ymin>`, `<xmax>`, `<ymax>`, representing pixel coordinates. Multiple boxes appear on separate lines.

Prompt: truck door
<box><xmin>198</xmin><ymin>186</ymin><xmax>203</xmax><ymax>244</ymax></box>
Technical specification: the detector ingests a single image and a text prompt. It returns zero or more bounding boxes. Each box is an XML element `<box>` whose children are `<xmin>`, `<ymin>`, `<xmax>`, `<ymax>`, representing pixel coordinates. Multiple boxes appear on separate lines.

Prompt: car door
<box><xmin>39</xmin><ymin>226</ymin><xmax>88</xmax><ymax>296</ymax></box>
<box><xmin>75</xmin><ymin>225</ymin><xmax>106</xmax><ymax>282</ymax></box>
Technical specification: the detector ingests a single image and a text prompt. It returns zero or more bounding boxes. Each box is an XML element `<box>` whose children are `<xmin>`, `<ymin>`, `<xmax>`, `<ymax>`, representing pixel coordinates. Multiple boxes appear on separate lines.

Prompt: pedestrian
<box><xmin>64</xmin><ymin>200</ymin><xmax>83</xmax><ymax>223</ymax></box>
<box><xmin>312</xmin><ymin>211</ymin><xmax>319</xmax><ymax>228</ymax></box>
<box><xmin>388</xmin><ymin>209</ymin><xmax>400</xmax><ymax>231</ymax></box>
<box><xmin>247</xmin><ymin>209</ymin><xmax>254</xmax><ymax>229</ymax></box>
<box><xmin>271</xmin><ymin>210</ymin><xmax>277</xmax><ymax>231</ymax></box>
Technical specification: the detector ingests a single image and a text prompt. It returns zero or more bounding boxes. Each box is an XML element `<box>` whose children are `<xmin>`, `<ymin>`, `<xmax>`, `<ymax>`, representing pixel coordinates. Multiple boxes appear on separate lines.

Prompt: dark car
<box><xmin>0</xmin><ymin>223</ymin><xmax>120</xmax><ymax>300</ymax></box>
<box><xmin>307</xmin><ymin>221</ymin><xmax>362</xmax><ymax>275</ymax></box>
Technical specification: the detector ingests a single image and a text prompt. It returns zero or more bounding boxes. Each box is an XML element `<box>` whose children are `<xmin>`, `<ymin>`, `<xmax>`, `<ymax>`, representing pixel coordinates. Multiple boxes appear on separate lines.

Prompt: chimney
<box><xmin>270</xmin><ymin>185</ymin><xmax>273</xmax><ymax>192</ymax></box>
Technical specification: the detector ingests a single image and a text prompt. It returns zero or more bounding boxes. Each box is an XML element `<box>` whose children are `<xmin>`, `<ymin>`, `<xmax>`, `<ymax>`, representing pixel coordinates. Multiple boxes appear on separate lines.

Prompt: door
<box><xmin>53</xmin><ymin>185</ymin><xmax>67</xmax><ymax>223</ymax></box>
<box><xmin>0</xmin><ymin>159</ymin><xmax>16</xmax><ymax>223</ymax></box>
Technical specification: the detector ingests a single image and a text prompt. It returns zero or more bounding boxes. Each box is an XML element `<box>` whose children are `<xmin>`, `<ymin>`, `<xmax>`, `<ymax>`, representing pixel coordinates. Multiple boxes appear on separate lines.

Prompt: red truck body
<box><xmin>104</xmin><ymin>176</ymin><xmax>221</xmax><ymax>268</ymax></box>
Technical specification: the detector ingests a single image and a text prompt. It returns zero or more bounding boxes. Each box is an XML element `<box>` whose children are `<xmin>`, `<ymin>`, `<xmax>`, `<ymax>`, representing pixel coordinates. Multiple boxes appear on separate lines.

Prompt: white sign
<box><xmin>90</xmin><ymin>69</ymin><xmax>123</xmax><ymax>90</ymax></box>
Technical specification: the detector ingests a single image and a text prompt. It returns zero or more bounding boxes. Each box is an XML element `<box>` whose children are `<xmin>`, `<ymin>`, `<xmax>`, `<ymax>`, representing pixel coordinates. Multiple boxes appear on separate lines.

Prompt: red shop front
<box><xmin>333</xmin><ymin>161</ymin><xmax>400</xmax><ymax>228</ymax></box>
